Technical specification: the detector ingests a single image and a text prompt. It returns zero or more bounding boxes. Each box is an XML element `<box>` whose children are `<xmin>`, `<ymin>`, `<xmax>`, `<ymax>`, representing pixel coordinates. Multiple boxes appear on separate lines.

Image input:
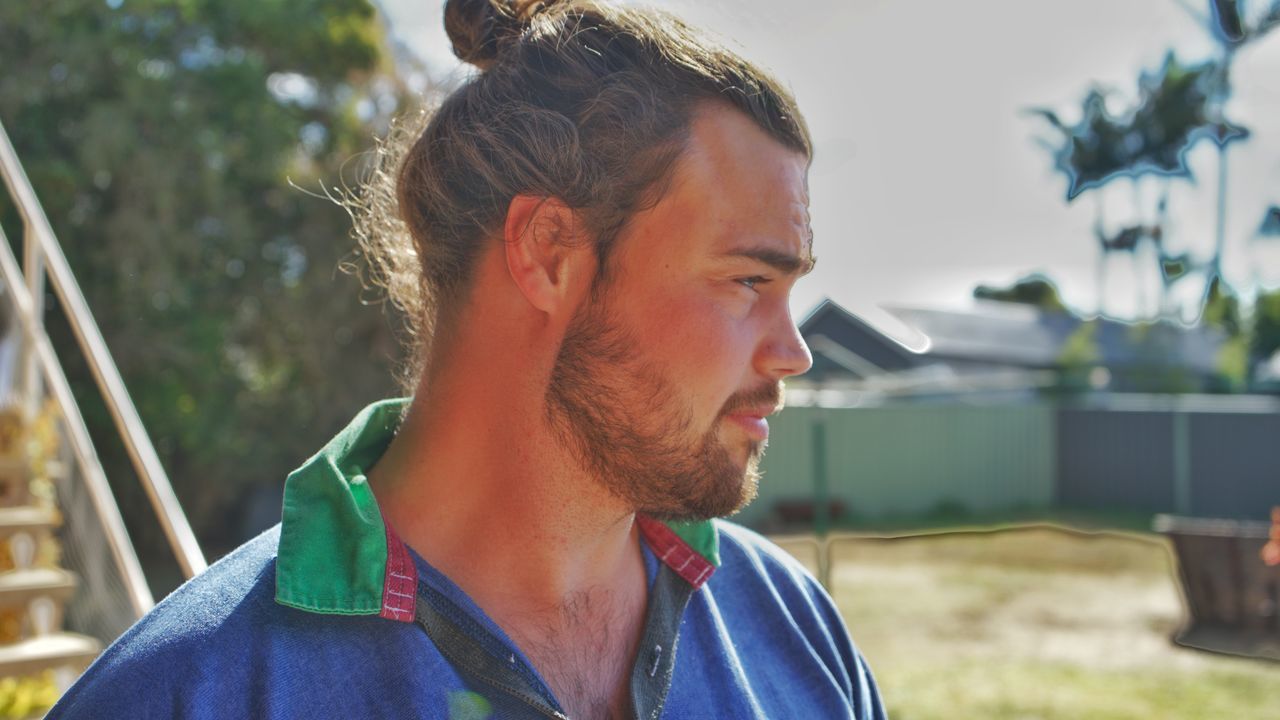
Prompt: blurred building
<box><xmin>746</xmin><ymin>299</ymin><xmax>1276</xmax><ymax>529</ymax></box>
<box><xmin>794</xmin><ymin>298</ymin><xmax>1230</xmax><ymax>404</ymax></box>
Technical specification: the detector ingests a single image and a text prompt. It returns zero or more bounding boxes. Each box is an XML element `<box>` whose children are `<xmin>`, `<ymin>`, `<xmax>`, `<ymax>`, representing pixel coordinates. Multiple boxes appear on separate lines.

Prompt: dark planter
<box><xmin>1154</xmin><ymin>514</ymin><xmax>1280</xmax><ymax>661</ymax></box>
<box><xmin>769</xmin><ymin>498</ymin><xmax>847</xmax><ymax>529</ymax></box>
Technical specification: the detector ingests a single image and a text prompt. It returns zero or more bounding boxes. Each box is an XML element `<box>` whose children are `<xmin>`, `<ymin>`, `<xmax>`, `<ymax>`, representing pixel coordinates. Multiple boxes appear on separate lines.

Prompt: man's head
<box><xmin>545</xmin><ymin>105</ymin><xmax>814</xmax><ymax>520</ymax></box>
<box><xmin>366</xmin><ymin>0</ymin><xmax>810</xmax><ymax>360</ymax></box>
<box><xmin>357</xmin><ymin>0</ymin><xmax>814</xmax><ymax>519</ymax></box>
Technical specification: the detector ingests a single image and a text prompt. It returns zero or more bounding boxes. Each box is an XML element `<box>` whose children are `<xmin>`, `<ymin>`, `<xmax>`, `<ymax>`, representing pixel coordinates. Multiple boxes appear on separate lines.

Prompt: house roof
<box><xmin>795</xmin><ymin>297</ymin><xmax>1228</xmax><ymax>385</ymax></box>
<box><xmin>884</xmin><ymin>301</ymin><xmax>1226</xmax><ymax>374</ymax></box>
<box><xmin>796</xmin><ymin>299</ymin><xmax>922</xmax><ymax>383</ymax></box>
<box><xmin>885</xmin><ymin>303</ymin><xmax>1069</xmax><ymax>367</ymax></box>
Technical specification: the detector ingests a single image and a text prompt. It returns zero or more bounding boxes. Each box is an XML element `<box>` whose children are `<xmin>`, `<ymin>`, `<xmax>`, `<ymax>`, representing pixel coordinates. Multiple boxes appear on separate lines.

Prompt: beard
<box><xmin>545</xmin><ymin>288</ymin><xmax>780</xmax><ymax>522</ymax></box>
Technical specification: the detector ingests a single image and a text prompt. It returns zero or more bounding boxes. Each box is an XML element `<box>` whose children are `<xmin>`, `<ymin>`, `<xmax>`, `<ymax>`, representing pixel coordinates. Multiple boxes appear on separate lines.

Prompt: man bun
<box><xmin>443</xmin><ymin>0</ymin><xmax>555</xmax><ymax>70</ymax></box>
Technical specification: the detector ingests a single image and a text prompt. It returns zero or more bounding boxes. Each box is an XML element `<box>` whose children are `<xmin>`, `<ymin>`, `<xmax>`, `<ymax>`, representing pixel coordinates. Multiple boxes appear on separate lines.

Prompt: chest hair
<box><xmin>514</xmin><ymin>586</ymin><xmax>646</xmax><ymax>720</ymax></box>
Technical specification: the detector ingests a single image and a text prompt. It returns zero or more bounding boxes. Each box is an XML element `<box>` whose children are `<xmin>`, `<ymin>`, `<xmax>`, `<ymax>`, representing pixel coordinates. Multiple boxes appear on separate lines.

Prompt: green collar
<box><xmin>274</xmin><ymin>399</ymin><xmax>720</xmax><ymax>622</ymax></box>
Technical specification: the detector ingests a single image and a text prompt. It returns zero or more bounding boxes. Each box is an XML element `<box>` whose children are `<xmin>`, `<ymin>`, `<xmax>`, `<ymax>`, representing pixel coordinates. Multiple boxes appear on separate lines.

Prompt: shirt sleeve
<box><xmin>724</xmin><ymin>521</ymin><xmax>889</xmax><ymax>720</ymax></box>
<box><xmin>804</xmin><ymin>572</ymin><xmax>889</xmax><ymax>720</ymax></box>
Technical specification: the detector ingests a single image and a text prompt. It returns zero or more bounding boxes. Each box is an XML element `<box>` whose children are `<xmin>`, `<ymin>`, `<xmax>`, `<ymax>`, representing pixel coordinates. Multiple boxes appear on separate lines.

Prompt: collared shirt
<box><xmin>49</xmin><ymin>400</ymin><xmax>886</xmax><ymax>719</ymax></box>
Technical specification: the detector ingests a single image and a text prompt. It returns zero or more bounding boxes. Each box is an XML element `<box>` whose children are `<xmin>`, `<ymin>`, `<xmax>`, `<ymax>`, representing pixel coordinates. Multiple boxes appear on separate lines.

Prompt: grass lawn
<box><xmin>773</xmin><ymin>525</ymin><xmax>1280</xmax><ymax>720</ymax></box>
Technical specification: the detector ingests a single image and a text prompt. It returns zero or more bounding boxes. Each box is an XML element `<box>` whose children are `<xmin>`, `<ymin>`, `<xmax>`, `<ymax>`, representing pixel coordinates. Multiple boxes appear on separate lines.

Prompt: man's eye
<box><xmin>737</xmin><ymin>276</ymin><xmax>767</xmax><ymax>290</ymax></box>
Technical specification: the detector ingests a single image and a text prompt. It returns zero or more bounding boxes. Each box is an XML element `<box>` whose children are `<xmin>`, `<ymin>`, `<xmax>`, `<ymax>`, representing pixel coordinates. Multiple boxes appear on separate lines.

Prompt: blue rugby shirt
<box><xmin>48</xmin><ymin>400</ymin><xmax>887</xmax><ymax>719</ymax></box>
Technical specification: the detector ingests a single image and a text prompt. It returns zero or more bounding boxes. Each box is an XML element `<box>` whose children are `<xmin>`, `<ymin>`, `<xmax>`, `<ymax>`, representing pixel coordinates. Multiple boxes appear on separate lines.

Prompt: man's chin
<box><xmin>639</xmin><ymin>468</ymin><xmax>760</xmax><ymax>523</ymax></box>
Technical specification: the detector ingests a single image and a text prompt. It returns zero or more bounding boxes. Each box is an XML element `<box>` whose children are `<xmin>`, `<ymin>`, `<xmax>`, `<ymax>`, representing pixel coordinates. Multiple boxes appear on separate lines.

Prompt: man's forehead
<box><xmin>673</xmin><ymin>107</ymin><xmax>813</xmax><ymax>242</ymax></box>
<box><xmin>679</xmin><ymin>106</ymin><xmax>809</xmax><ymax>186</ymax></box>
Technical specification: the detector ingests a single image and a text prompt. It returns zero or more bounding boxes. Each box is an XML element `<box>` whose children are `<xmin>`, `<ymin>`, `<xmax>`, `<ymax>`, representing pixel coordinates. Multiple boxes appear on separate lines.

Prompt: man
<box><xmin>50</xmin><ymin>1</ymin><xmax>886</xmax><ymax>718</ymax></box>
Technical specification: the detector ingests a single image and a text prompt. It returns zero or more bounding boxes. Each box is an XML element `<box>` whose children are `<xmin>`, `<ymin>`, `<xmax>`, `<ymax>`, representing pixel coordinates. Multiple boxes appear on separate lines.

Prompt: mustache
<box><xmin>720</xmin><ymin>382</ymin><xmax>785</xmax><ymax>418</ymax></box>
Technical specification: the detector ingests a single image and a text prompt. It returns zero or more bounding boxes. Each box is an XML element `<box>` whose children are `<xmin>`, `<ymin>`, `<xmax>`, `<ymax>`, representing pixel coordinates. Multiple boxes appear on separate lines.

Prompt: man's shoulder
<box><xmin>52</xmin><ymin>525</ymin><xmax>422</xmax><ymax>717</ymax></box>
<box><xmin>704</xmin><ymin>520</ymin><xmax>853</xmax><ymax>660</ymax></box>
<box><xmin>702</xmin><ymin>520</ymin><xmax>888</xmax><ymax>719</ymax></box>
<box><xmin>705</xmin><ymin>519</ymin><xmax>843</xmax><ymax>636</ymax></box>
<box><xmin>711</xmin><ymin>518</ymin><xmax>820</xmax><ymax>589</ymax></box>
<box><xmin>50</xmin><ymin>526</ymin><xmax>305</xmax><ymax>717</ymax></box>
<box><xmin>67</xmin><ymin>525</ymin><xmax>280</xmax><ymax>661</ymax></box>
<box><xmin>112</xmin><ymin>524</ymin><xmax>283</xmax><ymax>646</ymax></box>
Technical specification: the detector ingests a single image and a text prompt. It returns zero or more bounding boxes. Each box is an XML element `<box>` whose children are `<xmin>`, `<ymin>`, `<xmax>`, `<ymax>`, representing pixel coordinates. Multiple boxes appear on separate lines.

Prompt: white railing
<box><xmin>0</xmin><ymin>119</ymin><xmax>207</xmax><ymax>617</ymax></box>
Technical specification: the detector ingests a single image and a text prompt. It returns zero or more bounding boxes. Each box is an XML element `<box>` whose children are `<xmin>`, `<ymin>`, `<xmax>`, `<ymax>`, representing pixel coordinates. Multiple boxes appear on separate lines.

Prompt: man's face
<box><xmin>546</xmin><ymin>104</ymin><xmax>814</xmax><ymax>522</ymax></box>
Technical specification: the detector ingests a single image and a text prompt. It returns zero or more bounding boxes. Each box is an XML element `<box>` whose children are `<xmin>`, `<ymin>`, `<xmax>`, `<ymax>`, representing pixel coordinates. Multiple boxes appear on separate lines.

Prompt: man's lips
<box><xmin>721</xmin><ymin>383</ymin><xmax>782</xmax><ymax>443</ymax></box>
<box><xmin>725</xmin><ymin>409</ymin><xmax>772</xmax><ymax>441</ymax></box>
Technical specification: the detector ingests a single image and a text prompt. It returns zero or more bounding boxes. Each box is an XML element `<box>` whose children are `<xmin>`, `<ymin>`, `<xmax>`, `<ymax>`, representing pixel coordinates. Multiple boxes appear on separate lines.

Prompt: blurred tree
<box><xmin>973</xmin><ymin>273</ymin><xmax>1068</xmax><ymax>314</ymax></box>
<box><xmin>1124</xmin><ymin>322</ymin><xmax>1198</xmax><ymax>393</ymax></box>
<box><xmin>1053</xmin><ymin>321</ymin><xmax>1101</xmax><ymax>393</ymax></box>
<box><xmin>1029</xmin><ymin>54</ymin><xmax>1239</xmax><ymax>202</ymax></box>
<box><xmin>1201</xmin><ymin>276</ymin><xmax>1248</xmax><ymax>390</ymax></box>
<box><xmin>0</xmin><ymin>0</ymin><xmax>411</xmax><ymax>580</ymax></box>
<box><xmin>1201</xmin><ymin>276</ymin><xmax>1242</xmax><ymax>337</ymax></box>
<box><xmin>1190</xmin><ymin>0</ymin><xmax>1280</xmax><ymax>300</ymax></box>
<box><xmin>1250</xmin><ymin>288</ymin><xmax>1280</xmax><ymax>384</ymax></box>
<box><xmin>1029</xmin><ymin>52</ymin><xmax>1246</xmax><ymax>318</ymax></box>
<box><xmin>1029</xmin><ymin>1</ymin><xmax>1280</xmax><ymax>321</ymax></box>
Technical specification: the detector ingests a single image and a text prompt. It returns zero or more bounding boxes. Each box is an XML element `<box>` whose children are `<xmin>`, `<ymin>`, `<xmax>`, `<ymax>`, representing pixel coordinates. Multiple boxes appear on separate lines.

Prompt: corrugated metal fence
<box><xmin>740</xmin><ymin>404</ymin><xmax>1056</xmax><ymax>526</ymax></box>
<box><xmin>738</xmin><ymin>398</ymin><xmax>1279</xmax><ymax>527</ymax></box>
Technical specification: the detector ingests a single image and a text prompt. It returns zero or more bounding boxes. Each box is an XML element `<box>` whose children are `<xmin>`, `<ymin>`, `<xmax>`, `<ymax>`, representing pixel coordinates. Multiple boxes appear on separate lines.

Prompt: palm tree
<box><xmin>1029</xmin><ymin>53</ymin><xmax>1246</xmax><ymax>318</ymax></box>
<box><xmin>1176</xmin><ymin>0</ymin><xmax>1280</xmax><ymax>310</ymax></box>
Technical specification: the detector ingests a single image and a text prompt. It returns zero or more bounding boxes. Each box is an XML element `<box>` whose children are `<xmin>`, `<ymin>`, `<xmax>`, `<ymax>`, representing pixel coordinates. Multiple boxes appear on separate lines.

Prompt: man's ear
<box><xmin>503</xmin><ymin>194</ymin><xmax>590</xmax><ymax>314</ymax></box>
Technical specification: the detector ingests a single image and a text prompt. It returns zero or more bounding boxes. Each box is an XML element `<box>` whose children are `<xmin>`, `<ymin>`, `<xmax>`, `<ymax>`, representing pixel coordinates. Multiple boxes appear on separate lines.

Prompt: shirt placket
<box><xmin>411</xmin><ymin>564</ymin><xmax>693</xmax><ymax>720</ymax></box>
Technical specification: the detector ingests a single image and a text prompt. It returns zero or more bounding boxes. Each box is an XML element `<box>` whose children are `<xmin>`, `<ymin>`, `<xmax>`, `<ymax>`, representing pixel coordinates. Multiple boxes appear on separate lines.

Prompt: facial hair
<box><xmin>545</xmin><ymin>289</ymin><xmax>781</xmax><ymax>522</ymax></box>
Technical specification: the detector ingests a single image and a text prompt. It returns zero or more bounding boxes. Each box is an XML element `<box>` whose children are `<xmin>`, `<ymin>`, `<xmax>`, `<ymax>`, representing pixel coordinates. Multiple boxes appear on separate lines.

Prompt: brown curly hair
<box><xmin>352</xmin><ymin>0</ymin><xmax>810</xmax><ymax>390</ymax></box>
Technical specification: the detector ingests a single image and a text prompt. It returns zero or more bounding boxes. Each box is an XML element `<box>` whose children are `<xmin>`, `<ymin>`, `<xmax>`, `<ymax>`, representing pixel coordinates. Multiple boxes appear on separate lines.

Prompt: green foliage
<box><xmin>1204</xmin><ymin>278</ymin><xmax>1247</xmax><ymax>391</ymax></box>
<box><xmin>0</xmin><ymin>0</ymin><xmax>406</xmax><ymax>573</ymax></box>
<box><xmin>1053</xmin><ymin>321</ymin><xmax>1101</xmax><ymax>392</ymax></box>
<box><xmin>1202</xmin><ymin>276</ymin><xmax>1242</xmax><ymax>337</ymax></box>
<box><xmin>1029</xmin><ymin>53</ymin><xmax>1242</xmax><ymax>200</ymax></box>
<box><xmin>1250</xmin><ymin>288</ymin><xmax>1280</xmax><ymax>378</ymax></box>
<box><xmin>973</xmin><ymin>274</ymin><xmax>1067</xmax><ymax>314</ymax></box>
<box><xmin>1213</xmin><ymin>334</ymin><xmax>1249</xmax><ymax>392</ymax></box>
<box><xmin>1121</xmin><ymin>322</ymin><xmax>1197</xmax><ymax>393</ymax></box>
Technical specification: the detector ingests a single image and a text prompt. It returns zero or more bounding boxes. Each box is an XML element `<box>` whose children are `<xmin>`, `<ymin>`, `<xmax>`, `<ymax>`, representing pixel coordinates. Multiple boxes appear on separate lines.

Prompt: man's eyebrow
<box><xmin>721</xmin><ymin>247</ymin><xmax>816</xmax><ymax>277</ymax></box>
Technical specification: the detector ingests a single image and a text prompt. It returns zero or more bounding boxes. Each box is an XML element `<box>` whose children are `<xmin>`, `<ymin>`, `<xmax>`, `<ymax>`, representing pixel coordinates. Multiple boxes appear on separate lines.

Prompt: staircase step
<box><xmin>0</xmin><ymin>568</ymin><xmax>76</xmax><ymax>607</ymax></box>
<box><xmin>0</xmin><ymin>632</ymin><xmax>100</xmax><ymax>677</ymax></box>
<box><xmin>0</xmin><ymin>457</ymin><xmax>27</xmax><ymax>473</ymax></box>
<box><xmin>0</xmin><ymin>506</ymin><xmax>58</xmax><ymax>537</ymax></box>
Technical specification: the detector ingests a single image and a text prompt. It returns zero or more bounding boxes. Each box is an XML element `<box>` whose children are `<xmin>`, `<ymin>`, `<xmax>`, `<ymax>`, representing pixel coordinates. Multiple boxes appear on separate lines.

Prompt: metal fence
<box><xmin>742</xmin><ymin>395</ymin><xmax>1280</xmax><ymax>529</ymax></box>
<box><xmin>740</xmin><ymin>404</ymin><xmax>1056</xmax><ymax>527</ymax></box>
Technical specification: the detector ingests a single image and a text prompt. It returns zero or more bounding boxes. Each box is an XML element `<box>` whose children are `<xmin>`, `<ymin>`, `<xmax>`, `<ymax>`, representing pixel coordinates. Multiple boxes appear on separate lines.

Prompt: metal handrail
<box><xmin>0</xmin><ymin>223</ymin><xmax>154</xmax><ymax>616</ymax></box>
<box><xmin>0</xmin><ymin>119</ymin><xmax>207</xmax><ymax>582</ymax></box>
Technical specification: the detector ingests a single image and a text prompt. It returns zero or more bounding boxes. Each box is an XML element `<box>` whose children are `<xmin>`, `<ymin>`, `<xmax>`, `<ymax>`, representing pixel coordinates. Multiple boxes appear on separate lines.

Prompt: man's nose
<box><xmin>758</xmin><ymin>312</ymin><xmax>813</xmax><ymax>380</ymax></box>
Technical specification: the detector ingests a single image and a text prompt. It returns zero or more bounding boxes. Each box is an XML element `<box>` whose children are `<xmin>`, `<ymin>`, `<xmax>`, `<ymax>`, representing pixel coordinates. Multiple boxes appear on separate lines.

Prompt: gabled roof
<box><xmin>885</xmin><ymin>302</ymin><xmax>1075</xmax><ymax>367</ymax></box>
<box><xmin>797</xmin><ymin>297</ymin><xmax>1229</xmax><ymax>384</ymax></box>
<box><xmin>796</xmin><ymin>299</ymin><xmax>922</xmax><ymax>383</ymax></box>
<box><xmin>885</xmin><ymin>301</ymin><xmax>1226</xmax><ymax>374</ymax></box>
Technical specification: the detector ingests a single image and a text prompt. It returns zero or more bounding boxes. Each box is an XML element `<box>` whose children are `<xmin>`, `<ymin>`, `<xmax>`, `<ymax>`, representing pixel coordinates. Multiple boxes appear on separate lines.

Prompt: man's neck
<box><xmin>367</xmin><ymin>376</ymin><xmax>645</xmax><ymax>620</ymax></box>
<box><xmin>369</xmin><ymin>381</ymin><xmax>650</xmax><ymax>718</ymax></box>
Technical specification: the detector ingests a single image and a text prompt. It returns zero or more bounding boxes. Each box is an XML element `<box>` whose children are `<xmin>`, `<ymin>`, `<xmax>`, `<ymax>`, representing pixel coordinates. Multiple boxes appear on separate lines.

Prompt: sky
<box><xmin>378</xmin><ymin>0</ymin><xmax>1280</xmax><ymax>338</ymax></box>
